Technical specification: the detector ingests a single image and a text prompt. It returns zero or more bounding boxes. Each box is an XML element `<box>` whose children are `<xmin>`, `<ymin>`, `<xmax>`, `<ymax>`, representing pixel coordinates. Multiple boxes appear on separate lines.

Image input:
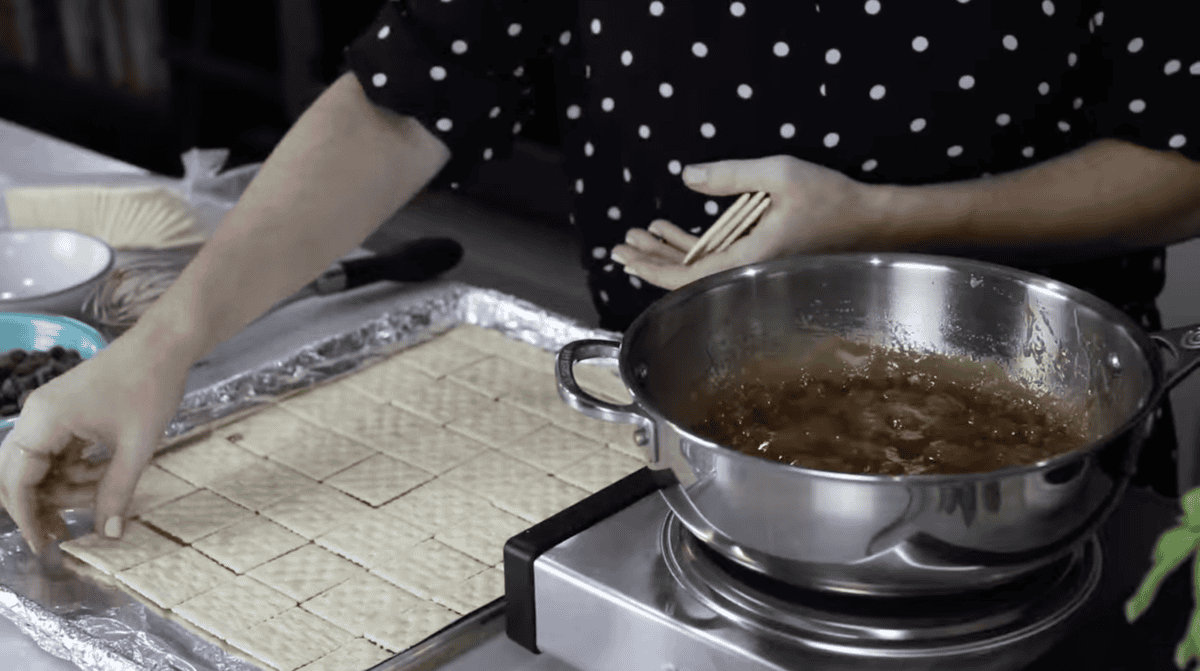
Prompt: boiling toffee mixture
<box><xmin>692</xmin><ymin>342</ymin><xmax>1089</xmax><ymax>475</ymax></box>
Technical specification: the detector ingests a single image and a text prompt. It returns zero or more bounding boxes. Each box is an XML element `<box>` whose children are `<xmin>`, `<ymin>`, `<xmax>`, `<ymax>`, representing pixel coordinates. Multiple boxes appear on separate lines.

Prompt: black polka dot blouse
<box><xmin>346</xmin><ymin>0</ymin><xmax>1199</xmax><ymax>334</ymax></box>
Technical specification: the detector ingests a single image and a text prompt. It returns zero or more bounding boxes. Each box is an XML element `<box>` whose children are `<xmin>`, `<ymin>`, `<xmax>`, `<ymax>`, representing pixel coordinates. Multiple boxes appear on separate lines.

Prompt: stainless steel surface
<box><xmin>534</xmin><ymin>493</ymin><xmax>1100</xmax><ymax>671</ymax></box>
<box><xmin>557</xmin><ymin>253</ymin><xmax>1200</xmax><ymax>596</ymax></box>
<box><xmin>0</xmin><ymin>280</ymin><xmax>617</xmax><ymax>671</ymax></box>
<box><xmin>660</xmin><ymin>516</ymin><xmax>1097</xmax><ymax>651</ymax></box>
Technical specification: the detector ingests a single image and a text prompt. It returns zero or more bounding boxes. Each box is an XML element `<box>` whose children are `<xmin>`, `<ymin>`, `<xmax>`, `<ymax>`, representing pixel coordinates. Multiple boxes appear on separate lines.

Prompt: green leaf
<box><xmin>1170</xmin><ymin>540</ymin><xmax>1200</xmax><ymax>668</ymax></box>
<box><xmin>1127</xmin><ymin>527</ymin><xmax>1200</xmax><ymax>623</ymax></box>
<box><xmin>1176</xmin><ymin>637</ymin><xmax>1196</xmax><ymax>670</ymax></box>
<box><xmin>1183</xmin><ymin>487</ymin><xmax>1200</xmax><ymax>531</ymax></box>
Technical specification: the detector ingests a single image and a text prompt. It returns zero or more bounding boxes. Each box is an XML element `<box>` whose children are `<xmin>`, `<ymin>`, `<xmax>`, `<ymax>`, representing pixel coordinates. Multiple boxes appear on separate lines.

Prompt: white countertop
<box><xmin>0</xmin><ymin>118</ymin><xmax>136</xmax><ymax>671</ymax></box>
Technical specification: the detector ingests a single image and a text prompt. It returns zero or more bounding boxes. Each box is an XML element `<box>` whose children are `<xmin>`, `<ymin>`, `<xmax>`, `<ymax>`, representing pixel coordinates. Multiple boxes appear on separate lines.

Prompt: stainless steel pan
<box><xmin>556</xmin><ymin>253</ymin><xmax>1200</xmax><ymax>597</ymax></box>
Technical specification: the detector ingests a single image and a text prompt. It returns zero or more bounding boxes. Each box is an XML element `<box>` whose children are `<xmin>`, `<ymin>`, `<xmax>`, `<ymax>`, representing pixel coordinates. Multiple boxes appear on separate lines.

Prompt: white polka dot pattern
<box><xmin>341</xmin><ymin>0</ymin><xmax>1195</xmax><ymax>322</ymax></box>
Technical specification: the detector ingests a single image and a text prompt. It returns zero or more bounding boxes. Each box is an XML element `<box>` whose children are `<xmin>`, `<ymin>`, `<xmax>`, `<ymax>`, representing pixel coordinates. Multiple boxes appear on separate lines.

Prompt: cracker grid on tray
<box><xmin>191</xmin><ymin>516</ymin><xmax>308</xmax><ymax>574</ymax></box>
<box><xmin>62</xmin><ymin>323</ymin><xmax>648</xmax><ymax>671</ymax></box>
<box><xmin>173</xmin><ymin>575</ymin><xmax>297</xmax><ymax>642</ymax></box>
<box><xmin>260</xmin><ymin>484</ymin><xmax>373</xmax><ymax>540</ymax></box>
<box><xmin>247</xmin><ymin>544</ymin><xmax>362</xmax><ymax>601</ymax></box>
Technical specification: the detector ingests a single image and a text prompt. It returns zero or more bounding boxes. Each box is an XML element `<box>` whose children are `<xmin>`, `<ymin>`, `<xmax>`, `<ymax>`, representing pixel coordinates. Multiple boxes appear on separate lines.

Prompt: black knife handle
<box><xmin>339</xmin><ymin>238</ymin><xmax>464</xmax><ymax>289</ymax></box>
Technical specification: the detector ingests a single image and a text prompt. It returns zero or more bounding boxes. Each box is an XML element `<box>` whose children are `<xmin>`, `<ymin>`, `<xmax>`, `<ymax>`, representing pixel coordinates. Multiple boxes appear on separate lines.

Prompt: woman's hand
<box><xmin>0</xmin><ymin>327</ymin><xmax>194</xmax><ymax>555</ymax></box>
<box><xmin>610</xmin><ymin>155</ymin><xmax>889</xmax><ymax>291</ymax></box>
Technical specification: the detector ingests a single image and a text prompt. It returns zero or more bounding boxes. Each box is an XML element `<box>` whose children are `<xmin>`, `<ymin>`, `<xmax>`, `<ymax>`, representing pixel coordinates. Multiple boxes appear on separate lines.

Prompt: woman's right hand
<box><xmin>0</xmin><ymin>326</ymin><xmax>195</xmax><ymax>555</ymax></box>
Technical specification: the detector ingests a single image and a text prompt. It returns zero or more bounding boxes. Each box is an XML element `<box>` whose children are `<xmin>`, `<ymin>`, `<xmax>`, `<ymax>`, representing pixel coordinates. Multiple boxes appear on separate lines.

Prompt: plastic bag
<box><xmin>0</xmin><ymin>147</ymin><xmax>261</xmax><ymax>240</ymax></box>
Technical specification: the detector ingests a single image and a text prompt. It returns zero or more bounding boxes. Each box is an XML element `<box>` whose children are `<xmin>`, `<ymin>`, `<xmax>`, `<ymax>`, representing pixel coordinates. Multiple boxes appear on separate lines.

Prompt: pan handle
<box><xmin>556</xmin><ymin>340</ymin><xmax>656</xmax><ymax>456</ymax></box>
<box><xmin>1150</xmin><ymin>324</ymin><xmax>1200</xmax><ymax>392</ymax></box>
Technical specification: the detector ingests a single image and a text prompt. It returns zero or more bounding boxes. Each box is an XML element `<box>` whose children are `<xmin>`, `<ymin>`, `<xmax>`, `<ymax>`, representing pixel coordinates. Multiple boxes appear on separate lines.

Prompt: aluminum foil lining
<box><xmin>0</xmin><ymin>283</ymin><xmax>619</xmax><ymax>671</ymax></box>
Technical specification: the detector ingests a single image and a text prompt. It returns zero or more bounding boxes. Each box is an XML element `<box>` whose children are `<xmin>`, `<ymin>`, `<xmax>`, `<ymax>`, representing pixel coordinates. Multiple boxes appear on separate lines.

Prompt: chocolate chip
<box><xmin>13</xmin><ymin>359</ymin><xmax>39</xmax><ymax>377</ymax></box>
<box><xmin>0</xmin><ymin>348</ymin><xmax>84</xmax><ymax>404</ymax></box>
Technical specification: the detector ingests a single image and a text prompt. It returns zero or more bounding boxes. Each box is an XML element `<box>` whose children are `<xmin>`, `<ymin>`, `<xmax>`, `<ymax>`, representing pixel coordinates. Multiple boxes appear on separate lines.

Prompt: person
<box><xmin>1</xmin><ymin>0</ymin><xmax>1198</xmax><ymax>558</ymax></box>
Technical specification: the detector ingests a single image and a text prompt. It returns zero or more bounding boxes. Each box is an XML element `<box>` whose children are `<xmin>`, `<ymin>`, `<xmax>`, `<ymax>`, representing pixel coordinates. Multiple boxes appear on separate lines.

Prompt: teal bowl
<box><xmin>1</xmin><ymin>312</ymin><xmax>107</xmax><ymax>435</ymax></box>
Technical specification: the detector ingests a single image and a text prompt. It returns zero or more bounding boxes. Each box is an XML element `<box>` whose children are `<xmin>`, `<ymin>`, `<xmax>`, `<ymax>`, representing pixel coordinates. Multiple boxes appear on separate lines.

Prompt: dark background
<box><xmin>0</xmin><ymin>0</ymin><xmax>570</xmax><ymax>225</ymax></box>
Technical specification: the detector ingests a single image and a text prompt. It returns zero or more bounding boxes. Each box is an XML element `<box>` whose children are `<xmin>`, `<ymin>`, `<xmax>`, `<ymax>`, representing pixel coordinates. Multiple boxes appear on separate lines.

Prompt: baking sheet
<box><xmin>0</xmin><ymin>282</ymin><xmax>620</xmax><ymax>671</ymax></box>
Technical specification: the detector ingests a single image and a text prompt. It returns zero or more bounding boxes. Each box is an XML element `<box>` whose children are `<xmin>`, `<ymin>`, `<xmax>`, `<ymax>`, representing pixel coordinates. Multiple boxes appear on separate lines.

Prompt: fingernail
<box><xmin>104</xmin><ymin>516</ymin><xmax>123</xmax><ymax>539</ymax></box>
<box><xmin>610</xmin><ymin>248</ymin><xmax>628</xmax><ymax>265</ymax></box>
<box><xmin>625</xmin><ymin>265</ymin><xmax>641</xmax><ymax>278</ymax></box>
<box><xmin>624</xmin><ymin>229</ymin><xmax>639</xmax><ymax>244</ymax></box>
<box><xmin>682</xmin><ymin>165</ymin><xmax>707</xmax><ymax>185</ymax></box>
<box><xmin>647</xmin><ymin>221</ymin><xmax>666</xmax><ymax>237</ymax></box>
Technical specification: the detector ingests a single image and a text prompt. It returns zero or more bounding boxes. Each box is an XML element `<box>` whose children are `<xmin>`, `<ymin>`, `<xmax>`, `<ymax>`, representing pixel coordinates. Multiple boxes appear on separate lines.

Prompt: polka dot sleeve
<box><xmin>344</xmin><ymin>0</ymin><xmax>577</xmax><ymax>186</ymax></box>
<box><xmin>1092</xmin><ymin>1</ymin><xmax>1200</xmax><ymax>161</ymax></box>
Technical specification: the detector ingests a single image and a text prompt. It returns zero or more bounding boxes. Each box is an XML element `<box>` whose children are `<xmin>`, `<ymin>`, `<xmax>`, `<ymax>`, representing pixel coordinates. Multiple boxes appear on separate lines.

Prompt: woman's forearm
<box><xmin>128</xmin><ymin>72</ymin><xmax>450</xmax><ymax>362</ymax></box>
<box><xmin>874</xmin><ymin>139</ymin><xmax>1200</xmax><ymax>262</ymax></box>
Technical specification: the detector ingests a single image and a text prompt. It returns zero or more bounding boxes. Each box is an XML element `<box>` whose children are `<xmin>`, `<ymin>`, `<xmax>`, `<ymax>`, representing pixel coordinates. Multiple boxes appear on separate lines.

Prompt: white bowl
<box><xmin>0</xmin><ymin>229</ymin><xmax>114</xmax><ymax>319</ymax></box>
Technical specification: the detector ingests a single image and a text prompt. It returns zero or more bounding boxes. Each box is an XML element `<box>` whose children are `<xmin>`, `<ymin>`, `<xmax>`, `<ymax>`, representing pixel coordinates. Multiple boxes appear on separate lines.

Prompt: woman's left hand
<box><xmin>610</xmin><ymin>155</ymin><xmax>889</xmax><ymax>291</ymax></box>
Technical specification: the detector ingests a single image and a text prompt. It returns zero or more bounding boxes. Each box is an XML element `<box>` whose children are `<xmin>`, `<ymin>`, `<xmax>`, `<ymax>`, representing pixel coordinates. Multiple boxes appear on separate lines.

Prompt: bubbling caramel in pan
<box><xmin>691</xmin><ymin>342</ymin><xmax>1089</xmax><ymax>476</ymax></box>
